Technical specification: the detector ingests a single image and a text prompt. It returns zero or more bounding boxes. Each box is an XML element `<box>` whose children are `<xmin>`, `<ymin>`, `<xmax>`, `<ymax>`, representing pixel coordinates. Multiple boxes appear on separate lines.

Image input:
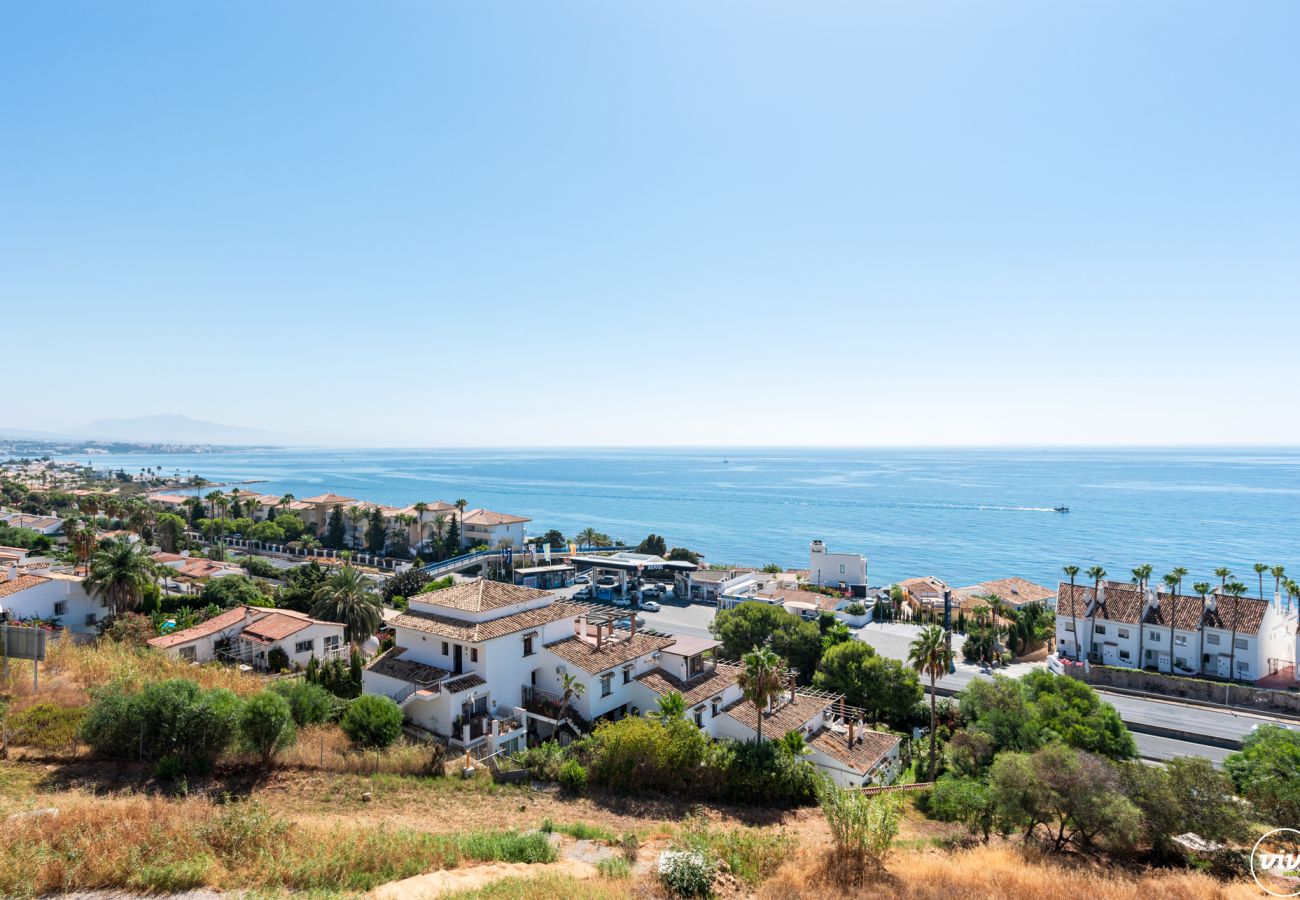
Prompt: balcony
<box><xmin>449</xmin><ymin>706</ymin><xmax>528</xmax><ymax>750</ymax></box>
<box><xmin>521</xmin><ymin>686</ymin><xmax>591</xmax><ymax>732</ymax></box>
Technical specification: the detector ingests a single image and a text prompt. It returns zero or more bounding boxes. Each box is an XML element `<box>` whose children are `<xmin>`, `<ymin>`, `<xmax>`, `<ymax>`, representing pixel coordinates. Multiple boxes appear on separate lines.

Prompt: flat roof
<box><xmin>664</xmin><ymin>635</ymin><xmax>720</xmax><ymax>657</ymax></box>
<box><xmin>514</xmin><ymin>564</ymin><xmax>574</xmax><ymax>574</ymax></box>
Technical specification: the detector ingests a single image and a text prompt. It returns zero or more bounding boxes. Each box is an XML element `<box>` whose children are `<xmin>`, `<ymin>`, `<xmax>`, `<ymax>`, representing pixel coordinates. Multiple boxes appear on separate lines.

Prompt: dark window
<box><xmin>622</xmin><ymin>668</ymin><xmax>631</xmax><ymax>684</ymax></box>
<box><xmin>694</xmin><ymin>709</ymin><xmax>704</xmax><ymax>727</ymax></box>
<box><xmin>523</xmin><ymin>636</ymin><xmax>535</xmax><ymax>657</ymax></box>
<box><xmin>600</xmin><ymin>674</ymin><xmax>612</xmax><ymax>697</ymax></box>
<box><xmin>441</xmin><ymin>642</ymin><xmax>449</xmax><ymax>655</ymax></box>
<box><xmin>470</xmin><ymin>648</ymin><xmax>478</xmax><ymax>663</ymax></box>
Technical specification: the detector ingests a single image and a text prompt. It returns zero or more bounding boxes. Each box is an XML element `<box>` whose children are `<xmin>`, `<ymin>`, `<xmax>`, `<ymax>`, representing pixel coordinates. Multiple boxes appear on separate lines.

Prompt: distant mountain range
<box><xmin>0</xmin><ymin>414</ymin><xmax>283</xmax><ymax>446</ymax></box>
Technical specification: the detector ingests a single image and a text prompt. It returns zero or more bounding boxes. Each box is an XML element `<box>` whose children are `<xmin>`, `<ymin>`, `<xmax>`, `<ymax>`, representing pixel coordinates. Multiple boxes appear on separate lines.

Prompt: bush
<box><xmin>719</xmin><ymin>739</ymin><xmax>820</xmax><ymax>807</ymax></box>
<box><xmin>658</xmin><ymin>850</ymin><xmax>715</xmax><ymax>898</ymax></box>
<box><xmin>519</xmin><ymin>740</ymin><xmax>566</xmax><ymax>780</ymax></box>
<box><xmin>817</xmin><ymin>785</ymin><xmax>901</xmax><ymax>883</ymax></box>
<box><xmin>200</xmin><ymin>575</ymin><xmax>267</xmax><ymax>609</ymax></box>
<box><xmin>270</xmin><ymin>679</ymin><xmax>336</xmax><ymax>726</ymax></box>
<box><xmin>239</xmin><ymin>691</ymin><xmax>297</xmax><ymax>766</ymax></box>
<box><xmin>80</xmin><ymin>679</ymin><xmax>242</xmax><ymax>772</ymax></box>
<box><xmin>240</xmin><ymin>556</ymin><xmax>279</xmax><ymax>579</ymax></box>
<box><xmin>597</xmin><ymin>857</ymin><xmax>631</xmax><ymax>879</ymax></box>
<box><xmin>100</xmin><ymin>612</ymin><xmax>157</xmax><ymax>647</ymax></box>
<box><xmin>266</xmin><ymin>647</ymin><xmax>289</xmax><ymax>672</ymax></box>
<box><xmin>558</xmin><ymin>759</ymin><xmax>588</xmax><ymax>795</ymax></box>
<box><xmin>7</xmin><ymin>703</ymin><xmax>86</xmax><ymax>752</ymax></box>
<box><xmin>584</xmin><ymin>716</ymin><xmax>713</xmax><ymax>795</ymax></box>
<box><xmin>340</xmin><ymin>694</ymin><xmax>404</xmax><ymax>749</ymax></box>
<box><xmin>843</xmin><ymin>602</ymin><xmax>868</xmax><ymax>616</ymax></box>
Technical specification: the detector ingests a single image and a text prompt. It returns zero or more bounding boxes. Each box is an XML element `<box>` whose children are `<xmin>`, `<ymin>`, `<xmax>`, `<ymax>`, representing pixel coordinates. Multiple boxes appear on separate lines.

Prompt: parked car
<box><xmin>573</xmin><ymin>587</ymin><xmax>591</xmax><ymax>599</ymax></box>
<box><xmin>615</xmin><ymin>615</ymin><xmax>646</xmax><ymax>630</ymax></box>
<box><xmin>641</xmin><ymin>600</ymin><xmax>661</xmax><ymax>612</ymax></box>
<box><xmin>596</xmin><ymin>576</ymin><xmax>618</xmax><ymax>587</ymax></box>
<box><xmin>575</xmin><ymin>574</ymin><xmax>590</xmax><ymax>584</ymax></box>
<box><xmin>613</xmin><ymin>595</ymin><xmax>632</xmax><ymax>607</ymax></box>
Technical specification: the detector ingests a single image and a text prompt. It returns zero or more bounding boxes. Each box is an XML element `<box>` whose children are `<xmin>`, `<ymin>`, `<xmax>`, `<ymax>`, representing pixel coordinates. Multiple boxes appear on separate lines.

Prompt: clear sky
<box><xmin>3</xmin><ymin>2</ymin><xmax>1298</xmax><ymax>447</ymax></box>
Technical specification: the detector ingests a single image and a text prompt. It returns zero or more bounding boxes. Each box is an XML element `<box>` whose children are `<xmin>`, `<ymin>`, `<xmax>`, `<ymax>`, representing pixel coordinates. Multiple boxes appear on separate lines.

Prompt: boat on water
<box><xmin>1054</xmin><ymin>506</ymin><xmax>1069</xmax><ymax>513</ymax></box>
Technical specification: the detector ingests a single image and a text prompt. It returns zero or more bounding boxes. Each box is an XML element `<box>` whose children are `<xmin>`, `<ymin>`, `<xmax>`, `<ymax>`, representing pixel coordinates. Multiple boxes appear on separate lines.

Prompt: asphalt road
<box><xmin>604</xmin><ymin>592</ymin><xmax>1281</xmax><ymax>766</ymax></box>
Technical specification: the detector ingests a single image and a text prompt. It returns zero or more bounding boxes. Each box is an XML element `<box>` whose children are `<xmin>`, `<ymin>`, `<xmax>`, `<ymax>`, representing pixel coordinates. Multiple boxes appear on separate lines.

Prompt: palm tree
<box><xmin>1161</xmin><ymin>572</ymin><xmax>1181</xmax><ymax>672</ymax></box>
<box><xmin>1084</xmin><ymin>565</ymin><xmax>1106</xmax><ymax>662</ymax></box>
<box><xmin>649</xmin><ymin>691</ymin><xmax>687</xmax><ymax>722</ymax></box>
<box><xmin>431</xmin><ymin>512</ymin><xmax>448</xmax><ymax>549</ymax></box>
<box><xmin>1214</xmin><ymin>567</ymin><xmax>1232</xmax><ymax>593</ymax></box>
<box><xmin>1131</xmin><ymin>564</ymin><xmax>1153</xmax><ymax>593</ymax></box>
<box><xmin>1254</xmin><ymin>563</ymin><xmax>1269</xmax><ymax>600</ymax></box>
<box><xmin>908</xmin><ymin>624</ymin><xmax>953</xmax><ymax>781</ymax></box>
<box><xmin>1285</xmin><ymin>579</ymin><xmax>1300</xmax><ymax>615</ymax></box>
<box><xmin>345</xmin><ymin>506</ymin><xmax>368</xmax><ymax>550</ymax></box>
<box><xmin>1062</xmin><ymin>565</ymin><xmax>1080</xmax><ymax>660</ymax></box>
<box><xmin>738</xmin><ymin>646</ymin><xmax>784</xmax><ymax>743</ymax></box>
<box><xmin>311</xmin><ymin>565</ymin><xmax>382</xmax><ymax>646</ymax></box>
<box><xmin>412</xmin><ymin>501</ymin><xmax>428</xmax><ymax>548</ymax></box>
<box><xmin>1133</xmin><ymin>564</ymin><xmax>1153</xmax><ymax>668</ymax></box>
<box><xmin>1271</xmin><ymin>565</ymin><xmax>1286</xmax><ymax>598</ymax></box>
<box><xmin>555</xmin><ymin>672</ymin><xmax>586</xmax><ymax>726</ymax></box>
<box><xmin>279</xmin><ymin>493</ymin><xmax>294</xmax><ymax>516</ymax></box>
<box><xmin>1223</xmin><ymin>580</ymin><xmax>1249</xmax><ymax>684</ymax></box>
<box><xmin>1193</xmin><ymin>582</ymin><xmax>1211</xmax><ymax>675</ymax></box>
<box><xmin>85</xmin><ymin>539</ymin><xmax>157</xmax><ymax>616</ymax></box>
<box><xmin>454</xmin><ymin>499</ymin><xmax>468</xmax><ymax>531</ymax></box>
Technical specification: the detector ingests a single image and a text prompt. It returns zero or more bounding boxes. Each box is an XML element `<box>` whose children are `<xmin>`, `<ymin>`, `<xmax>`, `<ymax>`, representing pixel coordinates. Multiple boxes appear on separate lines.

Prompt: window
<box><xmin>85</xmin><ymin>613</ymin><xmax>97</xmax><ymax>627</ymax></box>
<box><xmin>711</xmin><ymin>697</ymin><xmax>721</xmax><ymax>716</ymax></box>
<box><xmin>1094</xmin><ymin>625</ymin><xmax>1106</xmax><ymax>635</ymax></box>
<box><xmin>53</xmin><ymin>601</ymin><xmax>67</xmax><ymax>617</ymax></box>
<box><xmin>1235</xmin><ymin>637</ymin><xmax>1248</xmax><ymax>650</ymax></box>
<box><xmin>1119</xmin><ymin>650</ymin><xmax>1131</xmax><ymax>661</ymax></box>
<box><xmin>1236</xmin><ymin>660</ymin><xmax>1250</xmax><ymax>676</ymax></box>
<box><xmin>470</xmin><ymin>648</ymin><xmax>478</xmax><ymax>663</ymax></box>
<box><xmin>523</xmin><ymin>636</ymin><xmax>535</xmax><ymax>657</ymax></box>
<box><xmin>1206</xmin><ymin>633</ymin><xmax>1220</xmax><ymax>646</ymax></box>
<box><xmin>622</xmin><ymin>667</ymin><xmax>632</xmax><ymax>684</ymax></box>
<box><xmin>324</xmin><ymin>635</ymin><xmax>341</xmax><ymax>652</ymax></box>
<box><xmin>600</xmin><ymin>673</ymin><xmax>613</xmax><ymax>697</ymax></box>
<box><xmin>1118</xmin><ymin>628</ymin><xmax>1129</xmax><ymax>639</ymax></box>
<box><xmin>1148</xmin><ymin>631</ymin><xmax>1159</xmax><ymax>641</ymax></box>
<box><xmin>1175</xmin><ymin>657</ymin><xmax>1188</xmax><ymax>670</ymax></box>
<box><xmin>694</xmin><ymin>708</ymin><xmax>704</xmax><ymax>727</ymax></box>
<box><xmin>441</xmin><ymin>642</ymin><xmax>449</xmax><ymax>656</ymax></box>
<box><xmin>179</xmin><ymin>646</ymin><xmax>196</xmax><ymax>661</ymax></box>
<box><xmin>295</xmin><ymin>639</ymin><xmax>314</xmax><ymax>654</ymax></box>
<box><xmin>1064</xmin><ymin>621</ymin><xmax>1075</xmax><ymax>632</ymax></box>
<box><xmin>839</xmin><ymin>564</ymin><xmax>845</xmax><ymax>574</ymax></box>
<box><xmin>1174</xmin><ymin>635</ymin><xmax>1187</xmax><ymax>646</ymax></box>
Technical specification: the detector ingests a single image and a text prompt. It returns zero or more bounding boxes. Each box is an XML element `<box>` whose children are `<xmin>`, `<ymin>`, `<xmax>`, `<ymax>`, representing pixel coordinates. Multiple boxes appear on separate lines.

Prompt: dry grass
<box><xmin>232</xmin><ymin>724</ymin><xmax>442</xmax><ymax>776</ymax></box>
<box><xmin>0</xmin><ymin>793</ymin><xmax>555</xmax><ymax>898</ymax></box>
<box><xmin>758</xmin><ymin>843</ymin><xmax>1258</xmax><ymax>900</ymax></box>
<box><xmin>438</xmin><ymin>873</ymin><xmax>633</xmax><ymax>899</ymax></box>
<box><xmin>4</xmin><ymin>634</ymin><xmax>268</xmax><ymax>706</ymax></box>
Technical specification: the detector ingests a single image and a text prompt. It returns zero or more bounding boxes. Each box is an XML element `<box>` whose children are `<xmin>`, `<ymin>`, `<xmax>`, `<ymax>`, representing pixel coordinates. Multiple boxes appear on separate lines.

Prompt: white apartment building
<box><xmin>364</xmin><ymin>578</ymin><xmax>901</xmax><ymax>783</ymax></box>
<box><xmin>808</xmin><ymin>541</ymin><xmax>867</xmax><ymax>590</ymax></box>
<box><xmin>1055</xmin><ymin>581</ymin><xmax>1295</xmax><ymax>682</ymax></box>
<box><xmin>459</xmin><ymin>509</ymin><xmax>530</xmax><ymax>551</ymax></box>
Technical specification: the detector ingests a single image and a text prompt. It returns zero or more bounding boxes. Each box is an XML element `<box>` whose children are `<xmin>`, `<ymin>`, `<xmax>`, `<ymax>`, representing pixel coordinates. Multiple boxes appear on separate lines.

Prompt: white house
<box><xmin>363</xmin><ymin>577</ymin><xmax>902</xmax><ymax>783</ymax></box>
<box><xmin>0</xmin><ymin>512</ymin><xmax>64</xmax><ymax>535</ymax></box>
<box><xmin>147</xmin><ymin>605</ymin><xmax>345</xmax><ymax>669</ymax></box>
<box><xmin>0</xmin><ymin>568</ymin><xmax>109</xmax><ymax>633</ymax></box>
<box><xmin>808</xmin><ymin>541</ymin><xmax>867</xmax><ymax>591</ymax></box>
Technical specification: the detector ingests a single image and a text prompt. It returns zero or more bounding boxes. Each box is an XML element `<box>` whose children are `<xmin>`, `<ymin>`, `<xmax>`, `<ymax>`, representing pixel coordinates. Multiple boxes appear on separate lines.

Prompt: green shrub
<box><xmin>266</xmin><ymin>646</ymin><xmax>290</xmax><ymax>671</ymax></box>
<box><xmin>239</xmin><ymin>691</ymin><xmax>297</xmax><ymax>766</ymax></box>
<box><xmin>80</xmin><ymin>679</ymin><xmax>242</xmax><ymax>772</ymax></box>
<box><xmin>559</xmin><ymin>759</ymin><xmax>588</xmax><ymax>795</ymax></box>
<box><xmin>240</xmin><ymin>557</ymin><xmax>280</xmax><ymax>579</ymax></box>
<box><xmin>584</xmin><ymin>716</ymin><xmax>712</xmax><ymax>795</ymax></box>
<box><xmin>519</xmin><ymin>740</ymin><xmax>566</xmax><ymax>780</ymax></box>
<box><xmin>270</xmin><ymin>679</ymin><xmax>335</xmax><ymax>726</ymax></box>
<box><xmin>658</xmin><ymin>850</ymin><xmax>715</xmax><ymax>898</ymax></box>
<box><xmin>718</xmin><ymin>739</ymin><xmax>819</xmax><ymax>807</ymax></box>
<box><xmin>539</xmin><ymin>819</ymin><xmax>613</xmax><ymax>842</ymax></box>
<box><xmin>340</xmin><ymin>694</ymin><xmax>404</xmax><ymax>749</ymax></box>
<box><xmin>843</xmin><ymin>602</ymin><xmax>868</xmax><ymax>616</ymax></box>
<box><xmin>675</xmin><ymin>819</ymin><xmax>794</xmax><ymax>887</ymax></box>
<box><xmin>597</xmin><ymin>857</ymin><xmax>631</xmax><ymax>879</ymax></box>
<box><xmin>7</xmin><ymin>703</ymin><xmax>86</xmax><ymax>752</ymax></box>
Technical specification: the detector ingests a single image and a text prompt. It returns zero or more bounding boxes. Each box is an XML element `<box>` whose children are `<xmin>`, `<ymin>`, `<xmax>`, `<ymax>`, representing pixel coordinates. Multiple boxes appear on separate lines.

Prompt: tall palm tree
<box><xmin>1085</xmin><ymin>565</ymin><xmax>1107</xmax><ymax>662</ymax></box>
<box><xmin>1192</xmin><ymin>582</ymin><xmax>1211</xmax><ymax>675</ymax></box>
<box><xmin>1223</xmin><ymin>580</ymin><xmax>1249</xmax><ymax>684</ymax></box>
<box><xmin>279</xmin><ymin>493</ymin><xmax>295</xmax><ymax>515</ymax></box>
<box><xmin>85</xmin><ymin>539</ymin><xmax>157</xmax><ymax>616</ymax></box>
<box><xmin>1062</xmin><ymin>565</ymin><xmax>1080</xmax><ymax>660</ymax></box>
<box><xmin>1214</xmin><ymin>567</ymin><xmax>1232</xmax><ymax>593</ymax></box>
<box><xmin>1161</xmin><ymin>572</ymin><xmax>1181</xmax><ymax>672</ymax></box>
<box><xmin>1254</xmin><ymin>563</ymin><xmax>1269</xmax><ymax>600</ymax></box>
<box><xmin>1285</xmin><ymin>579</ymin><xmax>1300</xmax><ymax>615</ymax></box>
<box><xmin>412</xmin><ymin>501</ymin><xmax>429</xmax><ymax>548</ymax></box>
<box><xmin>310</xmin><ymin>565</ymin><xmax>382</xmax><ymax>646</ymax></box>
<box><xmin>649</xmin><ymin>690</ymin><xmax>687</xmax><ymax>722</ymax></box>
<box><xmin>908</xmin><ymin>624</ymin><xmax>953</xmax><ymax>781</ymax></box>
<box><xmin>576</xmin><ymin>527</ymin><xmax>602</xmax><ymax>550</ymax></box>
<box><xmin>555</xmin><ymin>672</ymin><xmax>586</xmax><ymax>726</ymax></box>
<box><xmin>1133</xmin><ymin>564</ymin><xmax>1153</xmax><ymax>668</ymax></box>
<box><xmin>431</xmin><ymin>512</ymin><xmax>448</xmax><ymax>549</ymax></box>
<box><xmin>1271</xmin><ymin>565</ymin><xmax>1286</xmax><ymax>599</ymax></box>
<box><xmin>205</xmin><ymin>489</ymin><xmax>224</xmax><ymax>519</ymax></box>
<box><xmin>1131</xmin><ymin>564</ymin><xmax>1153</xmax><ymax>593</ymax></box>
<box><xmin>738</xmin><ymin>646</ymin><xmax>784</xmax><ymax>743</ymax></box>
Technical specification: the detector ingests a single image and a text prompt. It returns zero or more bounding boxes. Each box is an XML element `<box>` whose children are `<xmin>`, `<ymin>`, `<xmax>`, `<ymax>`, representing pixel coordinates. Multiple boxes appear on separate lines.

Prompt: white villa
<box><xmin>0</xmin><ymin>566</ymin><xmax>108</xmax><ymax>633</ymax></box>
<box><xmin>363</xmin><ymin>578</ymin><xmax>901</xmax><ymax>785</ymax></box>
<box><xmin>148</xmin><ymin>605</ymin><xmax>346</xmax><ymax>669</ymax></box>
<box><xmin>808</xmin><ymin>540</ymin><xmax>867</xmax><ymax>591</ymax></box>
<box><xmin>1055</xmin><ymin>580</ymin><xmax>1296</xmax><ymax>683</ymax></box>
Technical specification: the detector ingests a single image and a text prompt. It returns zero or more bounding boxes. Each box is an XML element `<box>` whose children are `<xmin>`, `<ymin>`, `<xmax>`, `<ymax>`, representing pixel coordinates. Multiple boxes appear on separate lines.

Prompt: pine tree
<box><xmin>326</xmin><ymin>505</ymin><xmax>346</xmax><ymax>549</ymax></box>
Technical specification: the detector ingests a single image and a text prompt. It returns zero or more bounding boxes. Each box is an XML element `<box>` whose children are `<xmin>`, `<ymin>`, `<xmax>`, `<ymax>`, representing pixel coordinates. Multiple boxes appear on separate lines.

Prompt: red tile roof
<box><xmin>148</xmin><ymin>607</ymin><xmax>250</xmax><ymax>648</ymax></box>
<box><xmin>416</xmin><ymin>578</ymin><xmax>551</xmax><ymax>613</ymax></box>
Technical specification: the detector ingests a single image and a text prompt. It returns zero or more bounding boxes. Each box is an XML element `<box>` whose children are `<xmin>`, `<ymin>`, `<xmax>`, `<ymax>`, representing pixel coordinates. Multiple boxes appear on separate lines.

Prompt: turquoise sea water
<box><xmin>65</xmin><ymin>447</ymin><xmax>1300</xmax><ymax>588</ymax></box>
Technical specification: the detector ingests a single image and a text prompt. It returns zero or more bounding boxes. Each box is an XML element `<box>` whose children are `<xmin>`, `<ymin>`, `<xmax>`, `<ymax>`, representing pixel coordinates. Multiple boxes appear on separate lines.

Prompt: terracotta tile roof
<box><xmin>722</xmin><ymin>691</ymin><xmax>830</xmax><ymax>738</ymax></box>
<box><xmin>637</xmin><ymin>663</ymin><xmax>741</xmax><ymax>705</ymax></box>
<box><xmin>241</xmin><ymin>612</ymin><xmax>316</xmax><ymax>643</ymax></box>
<box><xmin>1059</xmin><ymin>581</ymin><xmax>1145</xmax><ymax>625</ymax></box>
<box><xmin>0</xmin><ymin>573</ymin><xmax>49</xmax><ymax>600</ymax></box>
<box><xmin>899</xmin><ymin>576</ymin><xmax>947</xmax><ymax>601</ymax></box>
<box><xmin>461</xmin><ymin>508</ymin><xmax>531</xmax><ymax>526</ymax></box>
<box><xmin>391</xmin><ymin>600</ymin><xmax>590</xmax><ymax>643</ymax></box>
<box><xmin>148</xmin><ymin>606</ymin><xmax>250</xmax><ymax>648</ymax></box>
<box><xmin>443</xmin><ymin>673</ymin><xmax>487</xmax><ymax>693</ymax></box>
<box><xmin>416</xmin><ymin>578</ymin><xmax>552</xmax><ymax>613</ymax></box>
<box><xmin>966</xmin><ymin>577</ymin><xmax>1056</xmax><ymax>607</ymax></box>
<box><xmin>809</xmin><ymin>726</ymin><xmax>900</xmax><ymax>774</ymax></box>
<box><xmin>1142</xmin><ymin>593</ymin><xmax>1206</xmax><ymax>631</ymax></box>
<box><xmin>1202</xmin><ymin>595</ymin><xmax>1269</xmax><ymax>635</ymax></box>
<box><xmin>757</xmin><ymin>586</ymin><xmax>842</xmax><ymax>612</ymax></box>
<box><xmin>300</xmin><ymin>493</ymin><xmax>357</xmax><ymax>505</ymax></box>
<box><xmin>546</xmin><ymin>631</ymin><xmax>676</xmax><ymax>674</ymax></box>
<box><xmin>366</xmin><ymin>646</ymin><xmax>450</xmax><ymax>685</ymax></box>
<box><xmin>1056</xmin><ymin>583</ymin><xmax>1093</xmax><ymax>618</ymax></box>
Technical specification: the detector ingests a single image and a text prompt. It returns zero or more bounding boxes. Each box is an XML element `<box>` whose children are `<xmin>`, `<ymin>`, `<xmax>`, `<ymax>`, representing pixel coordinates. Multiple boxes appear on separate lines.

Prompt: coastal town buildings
<box><xmin>807</xmin><ymin>540</ymin><xmax>867</xmax><ymax>593</ymax></box>
<box><xmin>0</xmin><ymin>565</ymin><xmax>107</xmax><ymax>633</ymax></box>
<box><xmin>147</xmin><ymin>605</ymin><xmax>346</xmax><ymax>669</ymax></box>
<box><xmin>955</xmin><ymin>577</ymin><xmax>1056</xmax><ymax>612</ymax></box>
<box><xmin>1054</xmin><ymin>580</ymin><xmax>1296</xmax><ymax>683</ymax></box>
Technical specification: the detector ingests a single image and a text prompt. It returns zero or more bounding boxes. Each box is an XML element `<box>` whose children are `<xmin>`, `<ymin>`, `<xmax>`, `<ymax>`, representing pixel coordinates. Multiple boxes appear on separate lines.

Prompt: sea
<box><xmin>60</xmin><ymin>447</ymin><xmax>1300</xmax><ymax>589</ymax></box>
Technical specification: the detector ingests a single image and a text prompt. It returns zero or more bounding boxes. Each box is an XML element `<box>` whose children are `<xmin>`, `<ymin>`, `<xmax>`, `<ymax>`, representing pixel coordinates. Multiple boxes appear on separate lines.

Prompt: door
<box><xmin>453</xmin><ymin>644</ymin><xmax>463</xmax><ymax>675</ymax></box>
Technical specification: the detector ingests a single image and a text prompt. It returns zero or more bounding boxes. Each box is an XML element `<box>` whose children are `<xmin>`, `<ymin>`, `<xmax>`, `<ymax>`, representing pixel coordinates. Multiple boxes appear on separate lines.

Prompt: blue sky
<box><xmin>3</xmin><ymin>2</ymin><xmax>1298</xmax><ymax>446</ymax></box>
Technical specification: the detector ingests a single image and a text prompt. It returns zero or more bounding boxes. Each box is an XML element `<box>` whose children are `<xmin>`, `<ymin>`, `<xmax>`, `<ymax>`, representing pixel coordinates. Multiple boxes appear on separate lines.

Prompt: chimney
<box><xmin>596</xmin><ymin>622</ymin><xmax>604</xmax><ymax>650</ymax></box>
<box><xmin>629</xmin><ymin>614</ymin><xmax>637</xmax><ymax>638</ymax></box>
<box><xmin>788</xmin><ymin>673</ymin><xmax>796</xmax><ymax>703</ymax></box>
<box><xmin>848</xmin><ymin>719</ymin><xmax>855</xmax><ymax>747</ymax></box>
<box><xmin>576</xmin><ymin>614</ymin><xmax>586</xmax><ymax>637</ymax></box>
